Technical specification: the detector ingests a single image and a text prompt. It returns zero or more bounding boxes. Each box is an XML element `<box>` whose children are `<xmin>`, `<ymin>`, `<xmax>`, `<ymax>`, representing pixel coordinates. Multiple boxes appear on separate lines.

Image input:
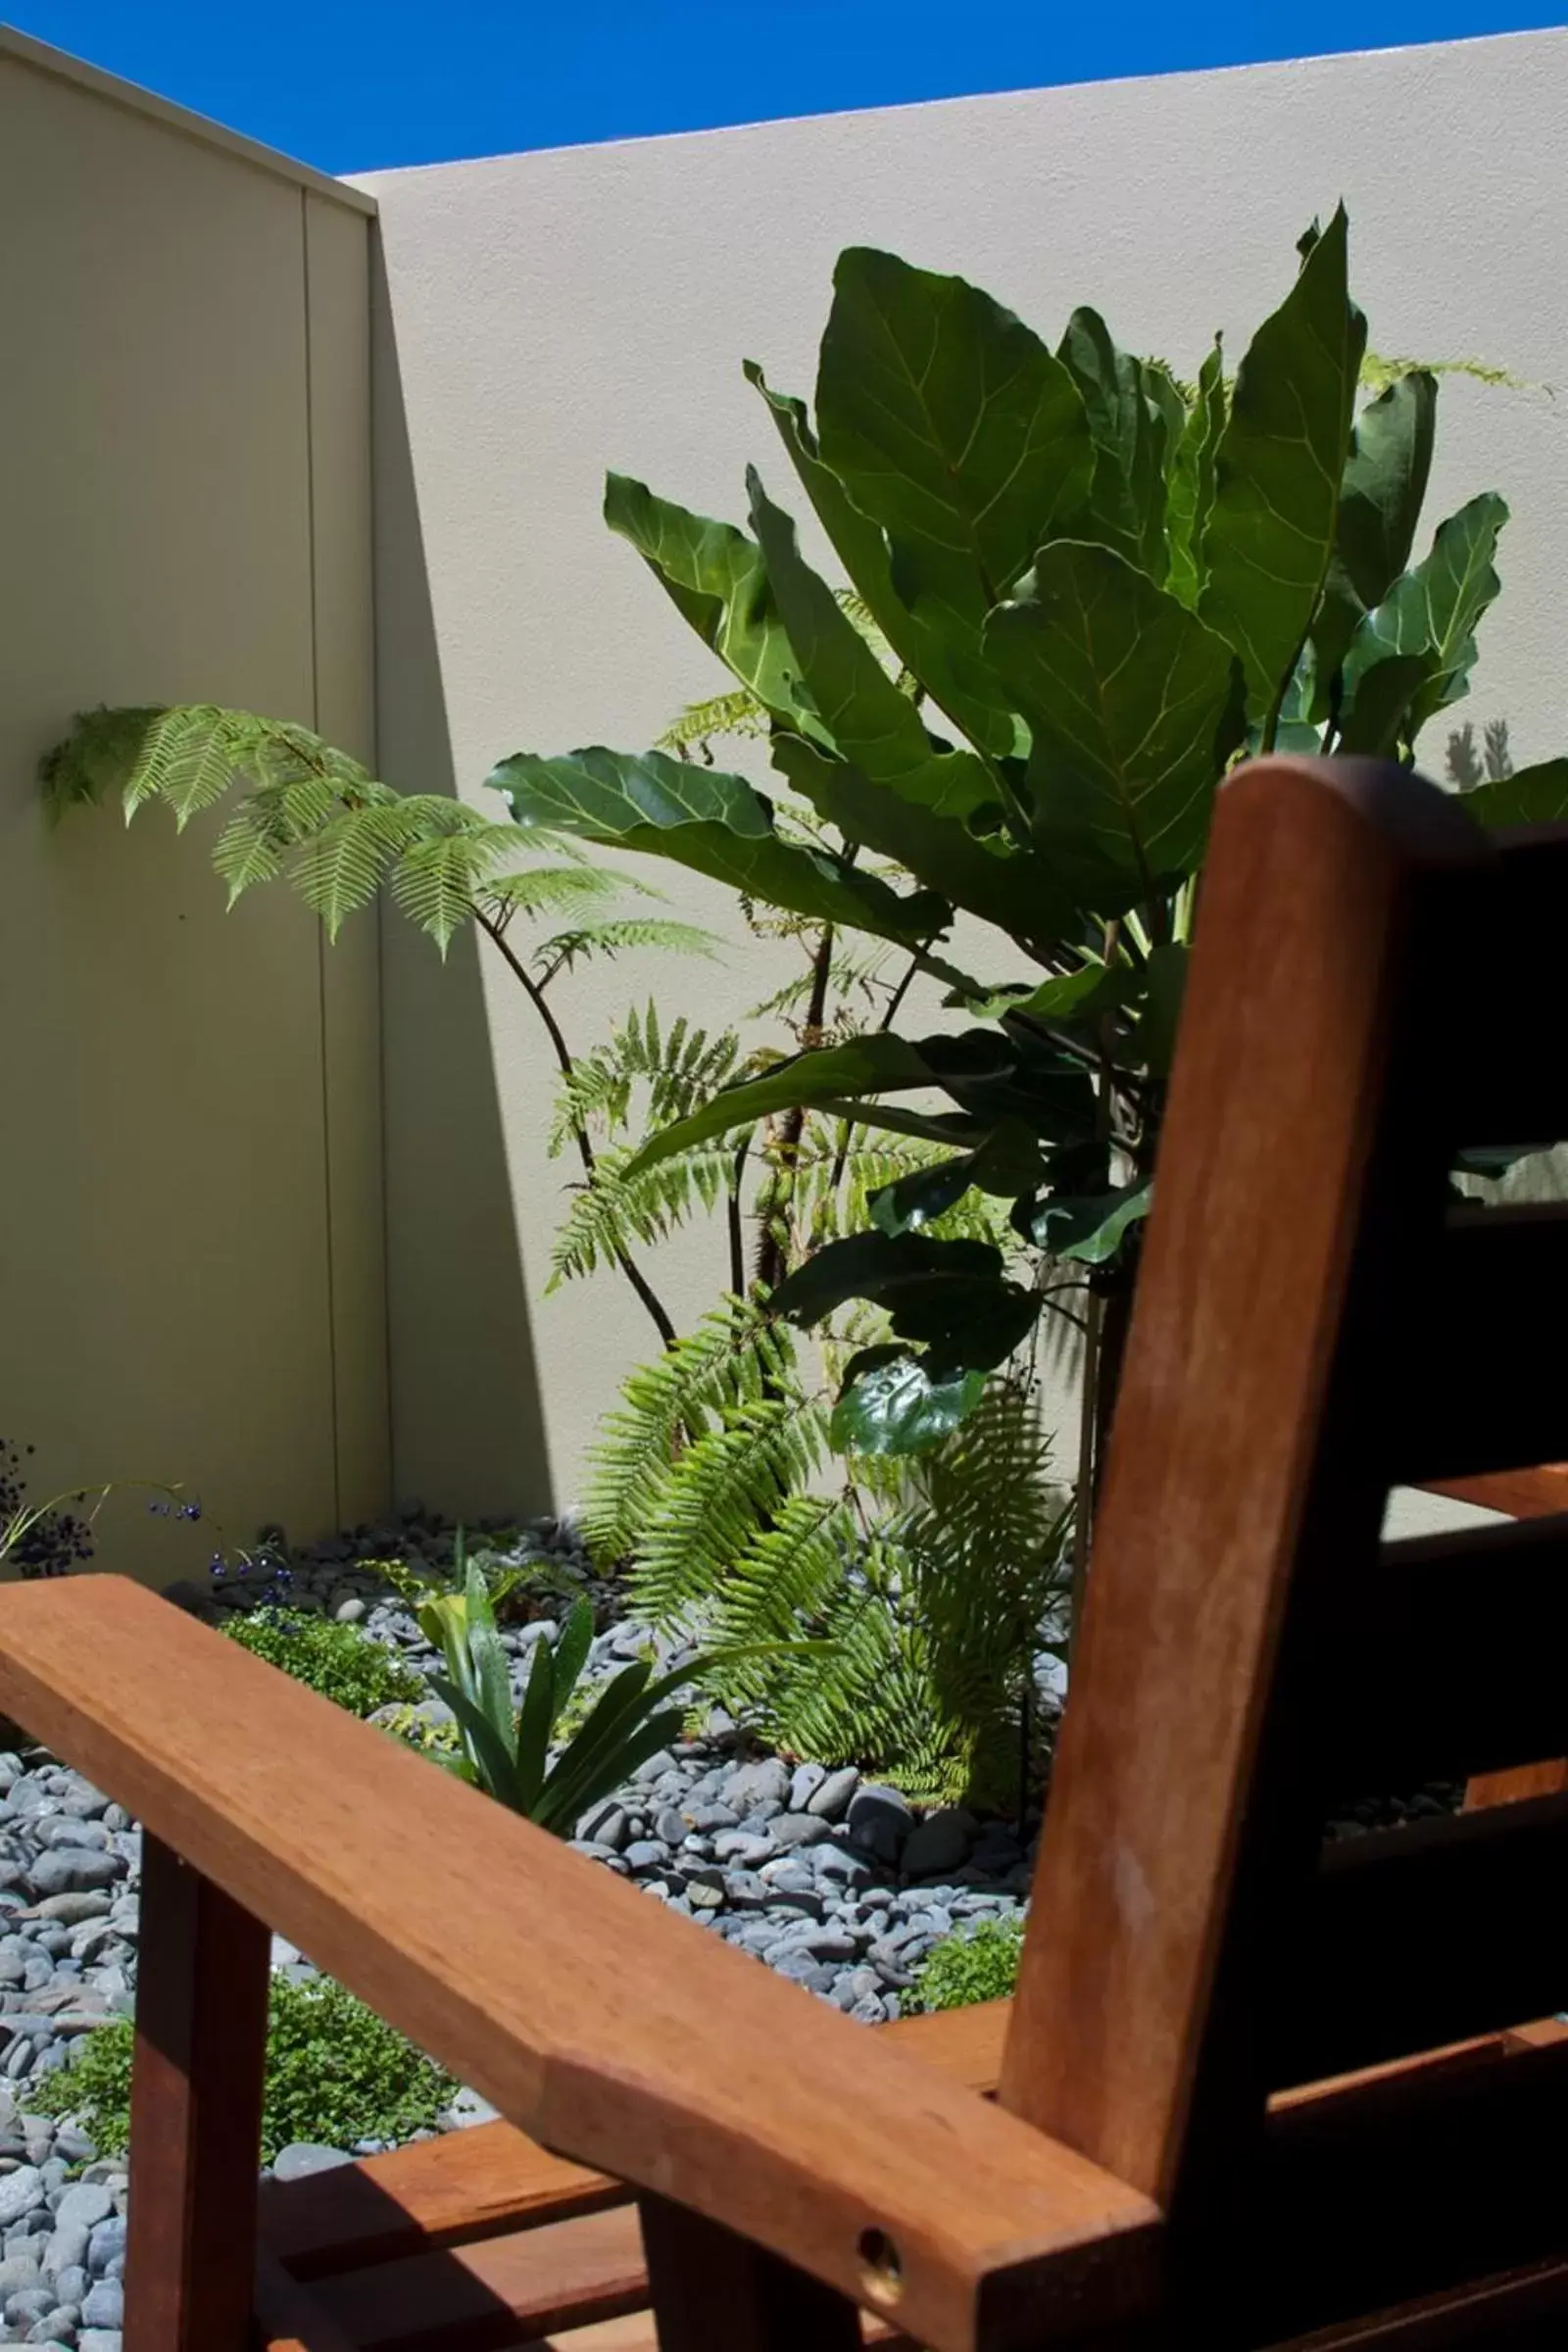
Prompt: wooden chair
<box><xmin>1</xmin><ymin>753</ymin><xmax>1564</xmax><ymax>2352</ymax></box>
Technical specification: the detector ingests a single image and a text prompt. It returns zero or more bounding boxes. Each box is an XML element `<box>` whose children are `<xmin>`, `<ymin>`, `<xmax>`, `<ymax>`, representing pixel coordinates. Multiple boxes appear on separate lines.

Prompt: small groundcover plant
<box><xmin>36</xmin><ymin>1974</ymin><xmax>455</xmax><ymax>2162</ymax></box>
<box><xmin>223</xmin><ymin>1606</ymin><xmax>426</xmax><ymax>1719</ymax></box>
<box><xmin>902</xmin><ymin>1914</ymin><xmax>1025</xmax><ymax>2015</ymax></box>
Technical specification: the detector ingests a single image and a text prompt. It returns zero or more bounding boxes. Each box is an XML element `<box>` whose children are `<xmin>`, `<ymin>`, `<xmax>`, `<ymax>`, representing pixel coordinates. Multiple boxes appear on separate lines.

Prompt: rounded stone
<box><xmin>270</xmin><ymin>2144</ymin><xmax>354</xmax><ymax>2184</ymax></box>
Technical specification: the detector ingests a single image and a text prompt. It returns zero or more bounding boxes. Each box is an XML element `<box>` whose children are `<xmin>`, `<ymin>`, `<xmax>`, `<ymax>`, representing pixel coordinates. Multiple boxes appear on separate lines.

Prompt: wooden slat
<box><xmin>1000</xmin><ymin>758</ymin><xmax>1489</xmax><ymax>2204</ymax></box>
<box><xmin>262</xmin><ymin>2122</ymin><xmax>623</xmax><ymax>2279</ymax></box>
<box><xmin>1422</xmin><ymin>1463</ymin><xmax>1568</xmax><ymax>1519</ymax></box>
<box><xmin>0</xmin><ymin>1576</ymin><xmax>1159</xmax><ymax>2352</ymax></box>
<box><xmin>1314</xmin><ymin>1515</ymin><xmax>1568</xmax><ymax>1788</ymax></box>
<box><xmin>1275</xmin><ymin>1792</ymin><xmax>1568</xmax><ymax>2085</ymax></box>
<box><xmin>1394</xmin><ymin>1207</ymin><xmax>1568</xmax><ymax>1484</ymax></box>
<box><xmin>1252</xmin><ymin>2029</ymin><xmax>1568</xmax><ymax>2340</ymax></box>
<box><xmin>123</xmin><ymin>1835</ymin><xmax>270</xmax><ymax>2352</ymax></box>
<box><xmin>261</xmin><ymin>2003</ymin><xmax>1014</xmax><ymax>2282</ymax></box>
<box><xmin>308</xmin><ymin>2208</ymin><xmax>649</xmax><ymax>2352</ymax></box>
<box><xmin>1272</xmin><ymin>2257</ymin><xmax>1568</xmax><ymax>2350</ymax></box>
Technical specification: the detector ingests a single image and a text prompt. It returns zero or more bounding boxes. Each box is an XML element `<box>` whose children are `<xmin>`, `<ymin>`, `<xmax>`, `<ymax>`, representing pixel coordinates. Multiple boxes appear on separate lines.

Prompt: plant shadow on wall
<box><xmin>44</xmin><ymin>209</ymin><xmax>1567</xmax><ymax>1817</ymax></box>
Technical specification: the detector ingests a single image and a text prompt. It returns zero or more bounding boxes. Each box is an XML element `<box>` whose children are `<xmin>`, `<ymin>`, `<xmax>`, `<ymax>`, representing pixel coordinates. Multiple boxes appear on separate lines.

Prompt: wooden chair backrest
<box><xmin>1000</xmin><ymin>755</ymin><xmax>1568</xmax><ymax>2342</ymax></box>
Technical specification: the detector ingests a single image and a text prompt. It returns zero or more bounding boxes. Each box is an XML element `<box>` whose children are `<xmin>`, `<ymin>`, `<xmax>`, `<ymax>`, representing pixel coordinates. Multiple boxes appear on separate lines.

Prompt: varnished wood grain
<box><xmin>123</xmin><ymin>1834</ymin><xmax>270</xmax><ymax>2352</ymax></box>
<box><xmin>1422</xmin><ymin>1463</ymin><xmax>1568</xmax><ymax>1519</ymax></box>
<box><xmin>1000</xmin><ymin>758</ymin><xmax>1489</xmax><ymax>2202</ymax></box>
<box><xmin>309</xmin><ymin>2206</ymin><xmax>650</xmax><ymax>2350</ymax></box>
<box><xmin>0</xmin><ymin>1576</ymin><xmax>1157</xmax><ymax>2352</ymax></box>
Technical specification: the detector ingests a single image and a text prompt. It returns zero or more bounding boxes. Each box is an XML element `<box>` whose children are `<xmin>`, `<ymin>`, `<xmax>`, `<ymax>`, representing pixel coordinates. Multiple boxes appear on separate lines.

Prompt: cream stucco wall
<box><xmin>0</xmin><ymin>31</ymin><xmax>388</xmax><ymax>1579</ymax></box>
<box><xmin>358</xmin><ymin>28</ymin><xmax>1568</xmax><ymax>1517</ymax></box>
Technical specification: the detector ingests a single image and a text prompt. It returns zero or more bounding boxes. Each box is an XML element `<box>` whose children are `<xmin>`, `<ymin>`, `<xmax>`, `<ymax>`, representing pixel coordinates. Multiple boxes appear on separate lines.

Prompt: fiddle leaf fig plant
<box><xmin>489</xmin><ymin>208</ymin><xmax>1565</xmax><ymax>1519</ymax></box>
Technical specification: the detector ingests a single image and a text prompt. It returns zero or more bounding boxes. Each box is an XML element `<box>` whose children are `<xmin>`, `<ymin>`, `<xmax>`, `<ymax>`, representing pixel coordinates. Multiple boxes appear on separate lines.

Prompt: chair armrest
<box><xmin>0</xmin><ymin>1576</ymin><xmax>1158</xmax><ymax>2352</ymax></box>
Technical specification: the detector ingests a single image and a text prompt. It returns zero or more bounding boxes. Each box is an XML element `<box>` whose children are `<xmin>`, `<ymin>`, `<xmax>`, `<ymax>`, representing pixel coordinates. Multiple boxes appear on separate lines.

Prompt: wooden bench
<box><xmin>2</xmin><ymin>753</ymin><xmax>1565</xmax><ymax>2349</ymax></box>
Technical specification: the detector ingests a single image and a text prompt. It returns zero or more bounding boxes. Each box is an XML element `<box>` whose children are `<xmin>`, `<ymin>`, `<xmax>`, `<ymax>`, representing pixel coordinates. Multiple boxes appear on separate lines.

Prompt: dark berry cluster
<box><xmin>0</xmin><ymin>1439</ymin><xmax>94</xmax><ymax>1579</ymax></box>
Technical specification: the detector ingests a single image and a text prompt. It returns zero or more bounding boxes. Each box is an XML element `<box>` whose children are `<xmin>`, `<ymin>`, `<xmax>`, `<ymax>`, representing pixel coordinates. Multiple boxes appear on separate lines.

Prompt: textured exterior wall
<box><xmin>0</xmin><ymin>31</ymin><xmax>387</xmax><ymax>1580</ymax></box>
<box><xmin>358</xmin><ymin>28</ymin><xmax>1568</xmax><ymax>1518</ymax></box>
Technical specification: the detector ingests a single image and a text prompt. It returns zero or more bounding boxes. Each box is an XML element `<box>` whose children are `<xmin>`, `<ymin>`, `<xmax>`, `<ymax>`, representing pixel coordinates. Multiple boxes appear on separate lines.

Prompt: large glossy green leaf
<box><xmin>1461</xmin><ymin>760</ymin><xmax>1568</xmax><ymax>826</ymax></box>
<box><xmin>829</xmin><ymin>1350</ymin><xmax>985</xmax><ymax>1455</ymax></box>
<box><xmin>1340</xmin><ymin>493</ymin><xmax>1509</xmax><ymax>744</ymax></box>
<box><xmin>868</xmin><ymin>1121</ymin><xmax>1044</xmax><ymax>1238</ymax></box>
<box><xmin>746</xmin><ymin>363</ymin><xmax>1022</xmax><ymax>760</ymax></box>
<box><xmin>624</xmin><ymin>1031</ymin><xmax>1003</xmax><ymax>1174</ymax></box>
<box><xmin>1056</xmin><ymin>309</ymin><xmax>1173</xmax><ymax>580</ymax></box>
<box><xmin>603</xmin><ymin>474</ymin><xmax>822</xmax><ymax>735</ymax></box>
<box><xmin>745</xmin><ymin>470</ymin><xmax>992</xmax><ymax>817</ymax></box>
<box><xmin>985</xmin><ymin>540</ymin><xmax>1246</xmax><ymax>906</ymax></box>
<box><xmin>487</xmin><ymin>746</ymin><xmax>946</xmax><ymax>946</ymax></box>
<box><xmin>1200</xmin><ymin>209</ymin><xmax>1367</xmax><ymax>715</ymax></box>
<box><xmin>815</xmin><ymin>248</ymin><xmax>1093</xmax><ymax>618</ymax></box>
<box><xmin>1165</xmin><ymin>337</ymin><xmax>1226</xmax><ymax>609</ymax></box>
<box><xmin>1336</xmin><ymin>371</ymin><xmax>1438</xmax><ymax>607</ymax></box>
<box><xmin>1008</xmin><ymin>963</ymin><xmax>1137</xmax><ymax>1030</ymax></box>
<box><xmin>1312</xmin><ymin>371</ymin><xmax>1439</xmax><ymax>701</ymax></box>
<box><xmin>1033</xmin><ymin>1181</ymin><xmax>1152</xmax><ymax>1264</ymax></box>
<box><xmin>772</xmin><ymin>1232</ymin><xmax>1038</xmax><ymax>1369</ymax></box>
<box><xmin>769</xmin><ymin>732</ymin><xmax>1078</xmax><ymax>944</ymax></box>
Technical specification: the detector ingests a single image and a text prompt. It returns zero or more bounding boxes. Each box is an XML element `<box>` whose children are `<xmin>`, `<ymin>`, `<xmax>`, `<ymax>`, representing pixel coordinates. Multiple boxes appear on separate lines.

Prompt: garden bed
<box><xmin>0</xmin><ymin>1509</ymin><xmax>1043</xmax><ymax>2349</ymax></box>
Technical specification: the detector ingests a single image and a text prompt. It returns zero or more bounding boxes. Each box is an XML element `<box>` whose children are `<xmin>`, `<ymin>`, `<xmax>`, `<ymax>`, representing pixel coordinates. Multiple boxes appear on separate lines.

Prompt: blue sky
<box><xmin>11</xmin><ymin>1</ymin><xmax>1564</xmax><ymax>173</ymax></box>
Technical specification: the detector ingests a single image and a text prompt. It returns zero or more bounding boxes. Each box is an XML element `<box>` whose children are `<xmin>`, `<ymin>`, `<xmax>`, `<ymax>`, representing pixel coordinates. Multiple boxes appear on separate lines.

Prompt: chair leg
<box><xmin>640</xmin><ymin>2192</ymin><xmax>864</xmax><ymax>2352</ymax></box>
<box><xmin>124</xmin><ymin>1834</ymin><xmax>270</xmax><ymax>2352</ymax></box>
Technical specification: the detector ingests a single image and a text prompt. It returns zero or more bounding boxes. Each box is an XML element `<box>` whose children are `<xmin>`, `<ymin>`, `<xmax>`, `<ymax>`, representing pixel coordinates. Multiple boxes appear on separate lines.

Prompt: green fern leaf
<box><xmin>549</xmin><ymin>1143</ymin><xmax>738</xmax><ymax>1287</ymax></box>
<box><xmin>626</xmin><ymin>1398</ymin><xmax>825</xmax><ymax>1630</ymax></box>
<box><xmin>386</xmin><ymin>818</ymin><xmax>537</xmax><ymax>954</ymax></box>
<box><xmin>534</xmin><ymin>918</ymin><xmax>721</xmax><ymax>976</ymax></box>
<box><xmin>479</xmin><ymin>864</ymin><xmax>623</xmax><ymax>921</ymax></box>
<box><xmin>289</xmin><ymin>803</ymin><xmax>421</xmax><ymax>939</ymax></box>
<box><xmin>581</xmin><ymin>1300</ymin><xmax>795</xmax><ymax>1570</ymax></box>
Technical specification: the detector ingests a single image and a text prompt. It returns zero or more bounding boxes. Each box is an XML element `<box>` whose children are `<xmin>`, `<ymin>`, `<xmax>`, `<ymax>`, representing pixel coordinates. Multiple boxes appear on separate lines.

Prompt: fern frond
<box><xmin>287</xmin><ymin>802</ymin><xmax>418</xmax><ymax>940</ymax></box>
<box><xmin>533</xmin><ymin>918</ymin><xmax>721</xmax><ymax>976</ymax></box>
<box><xmin>744</xmin><ymin>939</ymin><xmax>897</xmax><ymax>1025</ymax></box>
<box><xmin>581</xmin><ymin>1298</ymin><xmax>796</xmax><ymax>1570</ymax></box>
<box><xmin>655</xmin><ymin>689</ymin><xmax>769</xmax><ymax>755</ymax></box>
<box><xmin>108</xmin><ymin>707</ymin><xmax>376</xmax><ymax>829</ymax></box>
<box><xmin>626</xmin><ymin>1397</ymin><xmax>826</xmax><ymax>1630</ymax></box>
<box><xmin>389</xmin><ymin>822</ymin><xmax>536</xmax><ymax>954</ymax></box>
<box><xmin>1361</xmin><ymin>348</ymin><xmax>1553</xmax><ymax>399</ymax></box>
<box><xmin>550</xmin><ymin>1003</ymin><xmax>743</xmax><ymax>1152</ymax></box>
<box><xmin>549</xmin><ymin>1142</ymin><xmax>739</xmax><ymax>1287</ymax></box>
<box><xmin>478</xmin><ymin>864</ymin><xmax>623</xmax><ymax>921</ymax></box>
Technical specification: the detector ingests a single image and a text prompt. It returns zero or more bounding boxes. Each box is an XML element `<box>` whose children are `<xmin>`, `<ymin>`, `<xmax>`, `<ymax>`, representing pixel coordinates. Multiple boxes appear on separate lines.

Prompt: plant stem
<box><xmin>476</xmin><ymin>913</ymin><xmax>677</xmax><ymax>1349</ymax></box>
<box><xmin>755</xmin><ymin>921</ymin><xmax>835</xmax><ymax>1291</ymax></box>
<box><xmin>1068</xmin><ymin>1290</ymin><xmax>1102</xmax><ymax>1651</ymax></box>
<box><xmin>726</xmin><ymin>1137</ymin><xmax>751</xmax><ymax>1298</ymax></box>
<box><xmin>827</xmin><ymin>942</ymin><xmax>928</xmax><ymax>1194</ymax></box>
